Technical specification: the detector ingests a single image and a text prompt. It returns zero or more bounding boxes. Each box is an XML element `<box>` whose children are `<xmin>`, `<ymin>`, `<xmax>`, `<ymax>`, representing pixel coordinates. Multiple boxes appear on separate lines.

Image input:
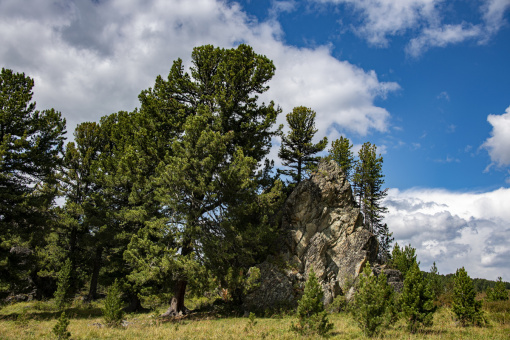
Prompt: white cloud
<box><xmin>259</xmin><ymin>45</ymin><xmax>400</xmax><ymax>136</ymax></box>
<box><xmin>437</xmin><ymin>91</ymin><xmax>450</xmax><ymax>101</ymax></box>
<box><xmin>482</xmin><ymin>106</ymin><xmax>510</xmax><ymax>168</ymax></box>
<box><xmin>384</xmin><ymin>187</ymin><xmax>510</xmax><ymax>280</ymax></box>
<box><xmin>406</xmin><ymin>23</ymin><xmax>482</xmax><ymax>57</ymax></box>
<box><xmin>314</xmin><ymin>0</ymin><xmax>439</xmax><ymax>47</ymax></box>
<box><xmin>482</xmin><ymin>0</ymin><xmax>510</xmax><ymax>34</ymax></box>
<box><xmin>0</xmin><ymin>0</ymin><xmax>397</xmax><ymax>137</ymax></box>
<box><xmin>313</xmin><ymin>0</ymin><xmax>510</xmax><ymax>56</ymax></box>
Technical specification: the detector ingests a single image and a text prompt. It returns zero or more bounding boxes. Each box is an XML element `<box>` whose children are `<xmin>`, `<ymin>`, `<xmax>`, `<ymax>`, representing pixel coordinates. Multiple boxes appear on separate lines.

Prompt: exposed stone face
<box><xmin>242</xmin><ymin>261</ymin><xmax>296</xmax><ymax>311</ymax></box>
<box><xmin>244</xmin><ymin>160</ymin><xmax>380</xmax><ymax>310</ymax></box>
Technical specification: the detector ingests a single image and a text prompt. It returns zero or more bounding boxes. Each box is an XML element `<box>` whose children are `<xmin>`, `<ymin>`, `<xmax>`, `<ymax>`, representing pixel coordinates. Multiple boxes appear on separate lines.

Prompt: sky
<box><xmin>1</xmin><ymin>0</ymin><xmax>509</xmax><ymax>280</ymax></box>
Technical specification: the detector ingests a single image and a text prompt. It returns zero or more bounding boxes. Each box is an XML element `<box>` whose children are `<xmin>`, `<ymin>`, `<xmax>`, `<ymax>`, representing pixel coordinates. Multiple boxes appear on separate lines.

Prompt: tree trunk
<box><xmin>161</xmin><ymin>243</ymin><xmax>192</xmax><ymax>317</ymax></box>
<box><xmin>161</xmin><ymin>279</ymin><xmax>189</xmax><ymax>317</ymax></box>
<box><xmin>87</xmin><ymin>246</ymin><xmax>102</xmax><ymax>301</ymax></box>
<box><xmin>124</xmin><ymin>293</ymin><xmax>148</xmax><ymax>313</ymax></box>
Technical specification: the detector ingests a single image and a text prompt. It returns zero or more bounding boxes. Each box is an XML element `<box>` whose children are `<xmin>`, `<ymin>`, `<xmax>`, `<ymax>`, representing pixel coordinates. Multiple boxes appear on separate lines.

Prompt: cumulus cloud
<box><xmin>482</xmin><ymin>106</ymin><xmax>510</xmax><ymax>168</ymax></box>
<box><xmin>384</xmin><ymin>187</ymin><xmax>510</xmax><ymax>280</ymax></box>
<box><xmin>313</xmin><ymin>0</ymin><xmax>439</xmax><ymax>47</ymax></box>
<box><xmin>313</xmin><ymin>0</ymin><xmax>510</xmax><ymax>56</ymax></box>
<box><xmin>0</xmin><ymin>0</ymin><xmax>397</xmax><ymax>137</ymax></box>
<box><xmin>406</xmin><ymin>23</ymin><xmax>483</xmax><ymax>57</ymax></box>
<box><xmin>259</xmin><ymin>45</ymin><xmax>399</xmax><ymax>136</ymax></box>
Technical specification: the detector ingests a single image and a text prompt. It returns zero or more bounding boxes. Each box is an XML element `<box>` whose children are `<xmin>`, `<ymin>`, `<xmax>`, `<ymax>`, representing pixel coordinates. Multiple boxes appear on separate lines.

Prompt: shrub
<box><xmin>349</xmin><ymin>261</ymin><xmax>394</xmax><ymax>337</ymax></box>
<box><xmin>452</xmin><ymin>267</ymin><xmax>485</xmax><ymax>326</ymax></box>
<box><xmin>326</xmin><ymin>295</ymin><xmax>347</xmax><ymax>313</ymax></box>
<box><xmin>52</xmin><ymin>311</ymin><xmax>71</xmax><ymax>339</ymax></box>
<box><xmin>399</xmin><ymin>262</ymin><xmax>436</xmax><ymax>333</ymax></box>
<box><xmin>291</xmin><ymin>269</ymin><xmax>333</xmax><ymax>336</ymax></box>
<box><xmin>102</xmin><ymin>279</ymin><xmax>124</xmax><ymax>327</ymax></box>
<box><xmin>54</xmin><ymin>259</ymin><xmax>72</xmax><ymax>311</ymax></box>
<box><xmin>244</xmin><ymin>312</ymin><xmax>257</xmax><ymax>332</ymax></box>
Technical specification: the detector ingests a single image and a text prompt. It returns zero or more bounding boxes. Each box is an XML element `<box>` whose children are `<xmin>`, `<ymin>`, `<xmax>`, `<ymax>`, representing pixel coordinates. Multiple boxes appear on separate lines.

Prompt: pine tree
<box><xmin>0</xmin><ymin>68</ymin><xmax>66</xmax><ymax>298</ymax></box>
<box><xmin>54</xmin><ymin>258</ymin><xmax>72</xmax><ymax>311</ymax></box>
<box><xmin>52</xmin><ymin>311</ymin><xmax>71</xmax><ymax>340</ymax></box>
<box><xmin>399</xmin><ymin>262</ymin><xmax>436</xmax><ymax>333</ymax></box>
<box><xmin>352</xmin><ymin>142</ymin><xmax>388</xmax><ymax>262</ymax></box>
<box><xmin>377</xmin><ymin>224</ymin><xmax>394</xmax><ymax>263</ymax></box>
<box><xmin>486</xmin><ymin>277</ymin><xmax>508</xmax><ymax>301</ymax></box>
<box><xmin>278</xmin><ymin>106</ymin><xmax>328</xmax><ymax>184</ymax></box>
<box><xmin>428</xmin><ymin>262</ymin><xmax>444</xmax><ymax>301</ymax></box>
<box><xmin>292</xmin><ymin>269</ymin><xmax>333</xmax><ymax>336</ymax></box>
<box><xmin>353</xmin><ymin>142</ymin><xmax>387</xmax><ymax>232</ymax></box>
<box><xmin>103</xmin><ymin>279</ymin><xmax>124</xmax><ymax>327</ymax></box>
<box><xmin>350</xmin><ymin>262</ymin><xmax>394</xmax><ymax>337</ymax></box>
<box><xmin>389</xmin><ymin>243</ymin><xmax>419</xmax><ymax>278</ymax></box>
<box><xmin>126</xmin><ymin>44</ymin><xmax>283</xmax><ymax>316</ymax></box>
<box><xmin>39</xmin><ymin>122</ymin><xmax>103</xmax><ymax>301</ymax></box>
<box><xmin>452</xmin><ymin>267</ymin><xmax>484</xmax><ymax>326</ymax></box>
<box><xmin>327</xmin><ymin>136</ymin><xmax>354</xmax><ymax>181</ymax></box>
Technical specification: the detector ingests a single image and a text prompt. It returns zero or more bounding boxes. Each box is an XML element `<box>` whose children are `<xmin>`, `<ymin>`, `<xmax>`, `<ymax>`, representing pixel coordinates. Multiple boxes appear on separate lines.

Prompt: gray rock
<box><xmin>244</xmin><ymin>160</ymin><xmax>380</xmax><ymax>310</ymax></box>
<box><xmin>243</xmin><ymin>261</ymin><xmax>296</xmax><ymax>311</ymax></box>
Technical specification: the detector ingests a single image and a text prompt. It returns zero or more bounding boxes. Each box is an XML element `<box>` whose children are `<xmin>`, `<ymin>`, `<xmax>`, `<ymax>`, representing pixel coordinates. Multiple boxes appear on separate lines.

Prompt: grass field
<box><xmin>0</xmin><ymin>299</ymin><xmax>509</xmax><ymax>339</ymax></box>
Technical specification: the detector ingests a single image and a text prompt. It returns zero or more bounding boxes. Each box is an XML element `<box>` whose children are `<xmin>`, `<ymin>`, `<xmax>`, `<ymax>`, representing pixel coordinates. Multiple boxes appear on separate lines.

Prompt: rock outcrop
<box><xmin>243</xmin><ymin>160</ymin><xmax>379</xmax><ymax>311</ymax></box>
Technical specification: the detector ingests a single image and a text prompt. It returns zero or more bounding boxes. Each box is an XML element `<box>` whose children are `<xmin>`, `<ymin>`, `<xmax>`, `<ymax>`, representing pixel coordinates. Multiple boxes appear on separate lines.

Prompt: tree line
<box><xmin>2</xmin><ymin>44</ymin><xmax>394</xmax><ymax>314</ymax></box>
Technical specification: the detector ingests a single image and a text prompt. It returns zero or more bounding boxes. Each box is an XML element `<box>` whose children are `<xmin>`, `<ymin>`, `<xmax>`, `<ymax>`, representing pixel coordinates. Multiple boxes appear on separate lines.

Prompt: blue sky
<box><xmin>1</xmin><ymin>0</ymin><xmax>509</xmax><ymax>280</ymax></box>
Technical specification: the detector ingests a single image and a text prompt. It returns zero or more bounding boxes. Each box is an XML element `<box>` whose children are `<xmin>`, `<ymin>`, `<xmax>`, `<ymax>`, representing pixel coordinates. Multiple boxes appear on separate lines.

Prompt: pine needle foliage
<box><xmin>292</xmin><ymin>269</ymin><xmax>333</xmax><ymax>336</ymax></box>
<box><xmin>388</xmin><ymin>243</ymin><xmax>419</xmax><ymax>278</ymax></box>
<box><xmin>486</xmin><ymin>277</ymin><xmax>509</xmax><ymax>302</ymax></box>
<box><xmin>427</xmin><ymin>262</ymin><xmax>444</xmax><ymax>301</ymax></box>
<box><xmin>452</xmin><ymin>267</ymin><xmax>484</xmax><ymax>326</ymax></box>
<box><xmin>352</xmin><ymin>142</ymin><xmax>387</xmax><ymax>234</ymax></box>
<box><xmin>350</xmin><ymin>262</ymin><xmax>394</xmax><ymax>337</ymax></box>
<box><xmin>399</xmin><ymin>262</ymin><xmax>436</xmax><ymax>333</ymax></box>
<box><xmin>327</xmin><ymin>136</ymin><xmax>354</xmax><ymax>181</ymax></box>
<box><xmin>278</xmin><ymin>106</ymin><xmax>328</xmax><ymax>185</ymax></box>
<box><xmin>54</xmin><ymin>258</ymin><xmax>72</xmax><ymax>311</ymax></box>
<box><xmin>102</xmin><ymin>279</ymin><xmax>124</xmax><ymax>327</ymax></box>
<box><xmin>52</xmin><ymin>311</ymin><xmax>71</xmax><ymax>340</ymax></box>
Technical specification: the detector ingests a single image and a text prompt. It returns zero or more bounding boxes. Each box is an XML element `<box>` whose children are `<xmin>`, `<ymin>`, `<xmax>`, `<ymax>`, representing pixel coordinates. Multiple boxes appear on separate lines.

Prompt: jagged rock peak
<box><xmin>243</xmin><ymin>160</ymin><xmax>379</xmax><ymax>311</ymax></box>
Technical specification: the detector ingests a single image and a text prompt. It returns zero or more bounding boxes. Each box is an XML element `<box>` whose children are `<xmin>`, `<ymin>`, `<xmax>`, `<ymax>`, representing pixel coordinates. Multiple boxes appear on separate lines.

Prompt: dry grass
<box><xmin>1</xmin><ymin>301</ymin><xmax>509</xmax><ymax>339</ymax></box>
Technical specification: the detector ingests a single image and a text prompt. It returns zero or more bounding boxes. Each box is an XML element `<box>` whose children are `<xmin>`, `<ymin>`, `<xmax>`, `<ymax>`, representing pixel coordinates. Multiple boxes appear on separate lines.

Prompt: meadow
<box><xmin>1</xmin><ymin>298</ymin><xmax>509</xmax><ymax>339</ymax></box>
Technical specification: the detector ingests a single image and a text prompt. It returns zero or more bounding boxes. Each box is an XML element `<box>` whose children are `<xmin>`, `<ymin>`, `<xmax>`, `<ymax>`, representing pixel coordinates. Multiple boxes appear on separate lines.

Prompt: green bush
<box><xmin>349</xmin><ymin>261</ymin><xmax>394</xmax><ymax>337</ymax></box>
<box><xmin>291</xmin><ymin>269</ymin><xmax>333</xmax><ymax>336</ymax></box>
<box><xmin>102</xmin><ymin>279</ymin><xmax>124</xmax><ymax>327</ymax></box>
<box><xmin>52</xmin><ymin>311</ymin><xmax>71</xmax><ymax>339</ymax></box>
<box><xmin>399</xmin><ymin>262</ymin><xmax>436</xmax><ymax>333</ymax></box>
<box><xmin>327</xmin><ymin>295</ymin><xmax>347</xmax><ymax>313</ymax></box>
<box><xmin>452</xmin><ymin>267</ymin><xmax>485</xmax><ymax>326</ymax></box>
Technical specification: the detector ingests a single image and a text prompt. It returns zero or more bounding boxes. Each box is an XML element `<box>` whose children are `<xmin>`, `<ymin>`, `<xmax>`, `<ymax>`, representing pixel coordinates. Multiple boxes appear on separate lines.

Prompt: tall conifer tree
<box><xmin>327</xmin><ymin>136</ymin><xmax>354</xmax><ymax>181</ymax></box>
<box><xmin>353</xmin><ymin>142</ymin><xmax>389</xmax><ymax>261</ymax></box>
<box><xmin>125</xmin><ymin>44</ymin><xmax>284</xmax><ymax>315</ymax></box>
<box><xmin>278</xmin><ymin>106</ymin><xmax>328</xmax><ymax>184</ymax></box>
<box><xmin>0</xmin><ymin>68</ymin><xmax>66</xmax><ymax>297</ymax></box>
